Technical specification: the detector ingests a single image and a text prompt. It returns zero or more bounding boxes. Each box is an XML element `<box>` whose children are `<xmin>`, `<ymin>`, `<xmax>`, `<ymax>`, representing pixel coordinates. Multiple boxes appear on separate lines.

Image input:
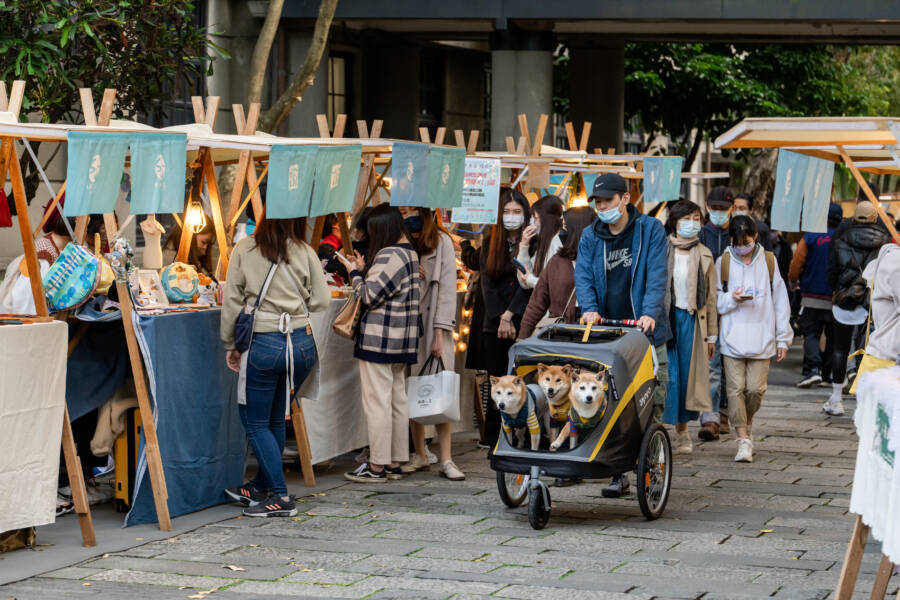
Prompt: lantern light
<box><xmin>462</xmin><ymin>326</ymin><xmax>470</xmax><ymax>335</ymax></box>
<box><xmin>185</xmin><ymin>200</ymin><xmax>206</xmax><ymax>234</ymax></box>
<box><xmin>457</xmin><ymin>342</ymin><xmax>467</xmax><ymax>352</ymax></box>
<box><xmin>452</xmin><ymin>331</ymin><xmax>460</xmax><ymax>340</ymax></box>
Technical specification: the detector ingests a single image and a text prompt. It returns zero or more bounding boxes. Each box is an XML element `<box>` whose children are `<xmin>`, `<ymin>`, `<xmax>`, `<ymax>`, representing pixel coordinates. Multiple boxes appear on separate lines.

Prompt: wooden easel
<box><xmin>68</xmin><ymin>88</ymin><xmax>173</xmax><ymax>531</ymax></box>
<box><xmin>835</xmin><ymin>516</ymin><xmax>898</xmax><ymax>599</ymax></box>
<box><xmin>350</xmin><ymin>118</ymin><xmax>385</xmax><ymax>218</ymax></box>
<box><xmin>226</xmin><ymin>102</ymin><xmax>265</xmax><ymax>242</ymax></box>
<box><xmin>176</xmin><ymin>97</ymin><xmax>232</xmax><ymax>280</ymax></box>
<box><xmin>0</xmin><ymin>80</ymin><xmax>95</xmax><ymax>546</ymax></box>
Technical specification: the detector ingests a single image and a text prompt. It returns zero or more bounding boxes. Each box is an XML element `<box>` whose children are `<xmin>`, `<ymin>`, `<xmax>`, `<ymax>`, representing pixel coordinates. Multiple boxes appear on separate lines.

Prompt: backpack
<box><xmin>720</xmin><ymin>250</ymin><xmax>775</xmax><ymax>294</ymax></box>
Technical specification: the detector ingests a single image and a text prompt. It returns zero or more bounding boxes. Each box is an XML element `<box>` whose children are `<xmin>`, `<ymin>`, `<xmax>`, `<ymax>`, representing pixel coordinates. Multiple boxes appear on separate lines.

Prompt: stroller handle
<box><xmin>580</xmin><ymin>317</ymin><xmax>641</xmax><ymax>329</ymax></box>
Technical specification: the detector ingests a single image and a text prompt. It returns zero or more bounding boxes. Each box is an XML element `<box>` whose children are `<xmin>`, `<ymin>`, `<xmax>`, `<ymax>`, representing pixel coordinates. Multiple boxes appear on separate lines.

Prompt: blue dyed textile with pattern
<box><xmin>129</xmin><ymin>132</ymin><xmax>187</xmax><ymax>215</ymax></box>
<box><xmin>266</xmin><ymin>145</ymin><xmax>318</xmax><ymax>218</ymax></box>
<box><xmin>308</xmin><ymin>145</ymin><xmax>362</xmax><ymax>217</ymax></box>
<box><xmin>64</xmin><ymin>132</ymin><xmax>130</xmax><ymax>216</ymax></box>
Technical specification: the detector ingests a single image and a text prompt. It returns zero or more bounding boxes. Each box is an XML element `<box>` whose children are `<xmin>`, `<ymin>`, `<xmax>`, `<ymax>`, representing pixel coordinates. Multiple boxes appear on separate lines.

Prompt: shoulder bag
<box><xmin>234</xmin><ymin>263</ymin><xmax>278</xmax><ymax>353</ymax></box>
<box><xmin>534</xmin><ymin>286</ymin><xmax>577</xmax><ymax>332</ymax></box>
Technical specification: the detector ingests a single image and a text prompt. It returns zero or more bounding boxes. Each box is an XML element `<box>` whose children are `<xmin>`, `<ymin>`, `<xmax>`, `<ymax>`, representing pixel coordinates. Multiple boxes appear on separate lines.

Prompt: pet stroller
<box><xmin>490</xmin><ymin>321</ymin><xmax>672</xmax><ymax>529</ymax></box>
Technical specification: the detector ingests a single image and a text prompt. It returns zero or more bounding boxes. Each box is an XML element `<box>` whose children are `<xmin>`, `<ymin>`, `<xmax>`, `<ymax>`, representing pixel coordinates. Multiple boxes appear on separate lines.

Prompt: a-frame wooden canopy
<box><xmin>716</xmin><ymin>116</ymin><xmax>900</xmax><ymax>244</ymax></box>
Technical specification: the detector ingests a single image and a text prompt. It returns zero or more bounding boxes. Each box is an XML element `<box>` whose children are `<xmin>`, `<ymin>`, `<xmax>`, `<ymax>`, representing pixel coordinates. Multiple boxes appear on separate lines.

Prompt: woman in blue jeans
<box><xmin>221</xmin><ymin>216</ymin><xmax>330</xmax><ymax>517</ymax></box>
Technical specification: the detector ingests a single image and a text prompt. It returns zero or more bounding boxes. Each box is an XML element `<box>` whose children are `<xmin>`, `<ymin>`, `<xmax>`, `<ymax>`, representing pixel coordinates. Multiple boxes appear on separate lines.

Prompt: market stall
<box><xmin>716</xmin><ymin>117</ymin><xmax>900</xmax><ymax>599</ymax></box>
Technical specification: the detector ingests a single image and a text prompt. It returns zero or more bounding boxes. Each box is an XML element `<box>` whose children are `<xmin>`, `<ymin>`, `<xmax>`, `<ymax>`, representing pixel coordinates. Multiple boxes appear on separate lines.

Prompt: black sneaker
<box><xmin>384</xmin><ymin>465</ymin><xmax>406</xmax><ymax>480</ymax></box>
<box><xmin>344</xmin><ymin>463</ymin><xmax>387</xmax><ymax>483</ymax></box>
<box><xmin>797</xmin><ymin>371</ymin><xmax>822</xmax><ymax>388</ymax></box>
<box><xmin>601</xmin><ymin>473</ymin><xmax>630</xmax><ymax>498</ymax></box>
<box><xmin>225</xmin><ymin>483</ymin><xmax>268</xmax><ymax>507</ymax></box>
<box><xmin>242</xmin><ymin>494</ymin><xmax>297</xmax><ymax>518</ymax></box>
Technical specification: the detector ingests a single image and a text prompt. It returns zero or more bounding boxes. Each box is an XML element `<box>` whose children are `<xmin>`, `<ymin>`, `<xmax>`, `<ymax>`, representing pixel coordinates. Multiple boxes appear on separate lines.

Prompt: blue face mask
<box><xmin>404</xmin><ymin>215</ymin><xmax>423</xmax><ymax>234</ymax></box>
<box><xmin>677</xmin><ymin>220</ymin><xmax>701</xmax><ymax>239</ymax></box>
<box><xmin>709</xmin><ymin>210</ymin><xmax>729</xmax><ymax>227</ymax></box>
<box><xmin>597</xmin><ymin>206</ymin><xmax>622</xmax><ymax>224</ymax></box>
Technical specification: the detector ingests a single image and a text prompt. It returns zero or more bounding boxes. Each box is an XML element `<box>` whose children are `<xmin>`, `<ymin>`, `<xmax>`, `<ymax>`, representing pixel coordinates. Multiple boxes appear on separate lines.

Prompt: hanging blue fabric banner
<box><xmin>800</xmin><ymin>157</ymin><xmax>835</xmax><ymax>233</ymax></box>
<box><xmin>64</xmin><ymin>131</ymin><xmax>130</xmax><ymax>217</ymax></box>
<box><xmin>308</xmin><ymin>145</ymin><xmax>362</xmax><ymax>218</ymax></box>
<box><xmin>390</xmin><ymin>142</ymin><xmax>429</xmax><ymax>207</ymax></box>
<box><xmin>643</xmin><ymin>156</ymin><xmax>683</xmax><ymax>203</ymax></box>
<box><xmin>425</xmin><ymin>146</ymin><xmax>466</xmax><ymax>209</ymax></box>
<box><xmin>770</xmin><ymin>150</ymin><xmax>808</xmax><ymax>232</ymax></box>
<box><xmin>266</xmin><ymin>145</ymin><xmax>318</xmax><ymax>219</ymax></box>
<box><xmin>129</xmin><ymin>132</ymin><xmax>187</xmax><ymax>215</ymax></box>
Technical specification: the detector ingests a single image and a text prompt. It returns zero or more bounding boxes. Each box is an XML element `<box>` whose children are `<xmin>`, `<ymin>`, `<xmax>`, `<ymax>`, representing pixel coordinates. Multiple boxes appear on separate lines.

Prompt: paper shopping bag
<box><xmin>407</xmin><ymin>356</ymin><xmax>460</xmax><ymax>425</ymax></box>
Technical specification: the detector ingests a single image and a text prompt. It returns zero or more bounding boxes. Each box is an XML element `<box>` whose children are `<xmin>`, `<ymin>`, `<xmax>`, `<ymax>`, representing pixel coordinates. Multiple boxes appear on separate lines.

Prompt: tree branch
<box><xmin>258</xmin><ymin>0</ymin><xmax>339</xmax><ymax>133</ymax></box>
<box><xmin>246</xmin><ymin>0</ymin><xmax>286</xmax><ymax>105</ymax></box>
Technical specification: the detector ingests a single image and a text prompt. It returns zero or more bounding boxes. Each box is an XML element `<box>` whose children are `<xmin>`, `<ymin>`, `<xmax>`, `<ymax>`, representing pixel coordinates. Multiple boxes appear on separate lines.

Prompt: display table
<box><xmin>0</xmin><ymin>321</ymin><xmax>68</xmax><ymax>533</ymax></box>
<box><xmin>836</xmin><ymin>366</ymin><xmax>900</xmax><ymax>599</ymax></box>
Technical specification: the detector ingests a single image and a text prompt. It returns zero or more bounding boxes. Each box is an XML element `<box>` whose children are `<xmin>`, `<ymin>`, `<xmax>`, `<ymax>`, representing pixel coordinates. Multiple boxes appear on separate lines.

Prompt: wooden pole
<box><xmin>869</xmin><ymin>554</ymin><xmax>894</xmax><ymax>600</ymax></box>
<box><xmin>226</xmin><ymin>103</ymin><xmax>261</xmax><ymax>233</ymax></box>
<box><xmin>6</xmin><ymin>140</ymin><xmax>47</xmax><ymax>315</ymax></box>
<box><xmin>835</xmin><ymin>515</ymin><xmax>869</xmax><ymax>599</ymax></box>
<box><xmin>837</xmin><ymin>146</ymin><xmax>900</xmax><ymax>244</ymax></box>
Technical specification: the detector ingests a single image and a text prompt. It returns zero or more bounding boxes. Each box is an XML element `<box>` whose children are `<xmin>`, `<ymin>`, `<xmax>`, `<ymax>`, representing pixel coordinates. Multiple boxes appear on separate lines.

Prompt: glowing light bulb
<box><xmin>382</xmin><ymin>176</ymin><xmax>392</xmax><ymax>190</ymax></box>
<box><xmin>462</xmin><ymin>308</ymin><xmax>472</xmax><ymax>318</ymax></box>
<box><xmin>462</xmin><ymin>326</ymin><xmax>470</xmax><ymax>335</ymax></box>
<box><xmin>457</xmin><ymin>342</ymin><xmax>467</xmax><ymax>352</ymax></box>
<box><xmin>453</xmin><ymin>331</ymin><xmax>460</xmax><ymax>340</ymax></box>
<box><xmin>185</xmin><ymin>200</ymin><xmax>206</xmax><ymax>234</ymax></box>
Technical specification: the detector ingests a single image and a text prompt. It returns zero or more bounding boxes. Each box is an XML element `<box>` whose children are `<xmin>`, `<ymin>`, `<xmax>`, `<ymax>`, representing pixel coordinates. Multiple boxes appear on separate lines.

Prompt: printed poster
<box><xmin>390</xmin><ymin>142</ymin><xmax>429</xmax><ymax>207</ymax></box>
<box><xmin>308</xmin><ymin>145</ymin><xmax>362</xmax><ymax>218</ymax></box>
<box><xmin>266</xmin><ymin>145</ymin><xmax>318</xmax><ymax>219</ymax></box>
<box><xmin>452</xmin><ymin>157</ymin><xmax>501</xmax><ymax>224</ymax></box>
<box><xmin>64</xmin><ymin>131</ymin><xmax>130</xmax><ymax>217</ymax></box>
<box><xmin>129</xmin><ymin>132</ymin><xmax>188</xmax><ymax>215</ymax></box>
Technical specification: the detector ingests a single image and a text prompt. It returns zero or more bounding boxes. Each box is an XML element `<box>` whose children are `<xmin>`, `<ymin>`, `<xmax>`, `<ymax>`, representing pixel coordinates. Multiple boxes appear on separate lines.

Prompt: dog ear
<box><xmin>537</xmin><ymin>362</ymin><xmax>547</xmax><ymax>373</ymax></box>
<box><xmin>571</xmin><ymin>372</ymin><xmax>579</xmax><ymax>383</ymax></box>
<box><xmin>513</xmin><ymin>376</ymin><xmax>522</xmax><ymax>386</ymax></box>
<box><xmin>562</xmin><ymin>365</ymin><xmax>572</xmax><ymax>376</ymax></box>
<box><xmin>489</xmin><ymin>376</ymin><xmax>498</xmax><ymax>386</ymax></box>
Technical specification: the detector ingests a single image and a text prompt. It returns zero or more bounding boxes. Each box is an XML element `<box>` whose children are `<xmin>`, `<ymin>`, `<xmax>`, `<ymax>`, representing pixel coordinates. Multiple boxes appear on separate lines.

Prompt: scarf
<box><xmin>668</xmin><ymin>234</ymin><xmax>701</xmax><ymax>314</ymax></box>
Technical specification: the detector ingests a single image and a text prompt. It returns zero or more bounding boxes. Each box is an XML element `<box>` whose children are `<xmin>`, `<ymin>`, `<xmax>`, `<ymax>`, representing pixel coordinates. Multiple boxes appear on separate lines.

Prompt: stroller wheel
<box><xmin>496</xmin><ymin>471</ymin><xmax>529</xmax><ymax>508</ymax></box>
<box><xmin>527</xmin><ymin>483</ymin><xmax>551</xmax><ymax>530</ymax></box>
<box><xmin>636</xmin><ymin>423</ymin><xmax>672</xmax><ymax>520</ymax></box>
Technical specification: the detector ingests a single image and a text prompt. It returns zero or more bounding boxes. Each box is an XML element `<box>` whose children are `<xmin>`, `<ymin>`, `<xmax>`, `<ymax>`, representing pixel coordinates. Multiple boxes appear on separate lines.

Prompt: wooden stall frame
<box><xmin>0</xmin><ymin>80</ymin><xmax>96</xmax><ymax>546</ymax></box>
<box><xmin>312</xmin><ymin>113</ymin><xmax>354</xmax><ymax>254</ymax></box>
<box><xmin>226</xmin><ymin>102</ymin><xmax>264</xmax><ymax>241</ymax></box>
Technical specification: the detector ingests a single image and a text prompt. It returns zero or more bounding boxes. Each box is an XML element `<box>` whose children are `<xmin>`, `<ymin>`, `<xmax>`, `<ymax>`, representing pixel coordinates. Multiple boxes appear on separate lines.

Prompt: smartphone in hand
<box><xmin>511</xmin><ymin>258</ymin><xmax>527</xmax><ymax>274</ymax></box>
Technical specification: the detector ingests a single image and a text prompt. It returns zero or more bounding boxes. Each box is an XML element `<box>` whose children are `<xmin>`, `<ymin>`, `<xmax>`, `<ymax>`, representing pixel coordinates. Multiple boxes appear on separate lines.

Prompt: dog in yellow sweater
<box><xmin>536</xmin><ymin>363</ymin><xmax>573</xmax><ymax>443</ymax></box>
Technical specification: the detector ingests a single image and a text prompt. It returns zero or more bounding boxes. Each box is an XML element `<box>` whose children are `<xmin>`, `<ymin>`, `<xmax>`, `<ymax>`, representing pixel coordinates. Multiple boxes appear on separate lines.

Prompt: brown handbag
<box><xmin>332</xmin><ymin>293</ymin><xmax>362</xmax><ymax>339</ymax></box>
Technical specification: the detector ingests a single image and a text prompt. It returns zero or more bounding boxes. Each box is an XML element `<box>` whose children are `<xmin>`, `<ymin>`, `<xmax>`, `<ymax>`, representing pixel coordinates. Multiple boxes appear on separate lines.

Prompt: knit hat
<box><xmin>854</xmin><ymin>201</ymin><xmax>877</xmax><ymax>223</ymax></box>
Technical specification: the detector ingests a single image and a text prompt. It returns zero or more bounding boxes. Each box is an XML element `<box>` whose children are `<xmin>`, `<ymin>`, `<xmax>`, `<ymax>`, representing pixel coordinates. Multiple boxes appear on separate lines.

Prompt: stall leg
<box><xmin>60</xmin><ymin>405</ymin><xmax>95</xmax><ymax>547</ymax></box>
<box><xmin>836</xmin><ymin>515</ymin><xmax>870</xmax><ymax>599</ymax></box>
<box><xmin>291</xmin><ymin>397</ymin><xmax>316</xmax><ymax>488</ymax></box>
<box><xmin>870</xmin><ymin>554</ymin><xmax>895</xmax><ymax>600</ymax></box>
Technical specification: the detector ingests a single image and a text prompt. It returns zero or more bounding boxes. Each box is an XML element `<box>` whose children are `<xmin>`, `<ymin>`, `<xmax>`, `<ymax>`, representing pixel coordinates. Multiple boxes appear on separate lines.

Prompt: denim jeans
<box><xmin>663</xmin><ymin>308</ymin><xmax>700</xmax><ymax>426</ymax></box>
<box><xmin>700</xmin><ymin>338</ymin><xmax>726</xmax><ymax>425</ymax></box>
<box><xmin>240</xmin><ymin>329</ymin><xmax>316</xmax><ymax>496</ymax></box>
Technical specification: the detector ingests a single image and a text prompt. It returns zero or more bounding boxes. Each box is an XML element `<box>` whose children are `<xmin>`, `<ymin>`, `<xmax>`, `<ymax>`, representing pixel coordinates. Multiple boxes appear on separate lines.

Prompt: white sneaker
<box><xmin>674</xmin><ymin>431</ymin><xmax>693</xmax><ymax>454</ymax></box>
<box><xmin>823</xmin><ymin>399</ymin><xmax>845</xmax><ymax>416</ymax></box>
<box><xmin>425</xmin><ymin>446</ymin><xmax>438</xmax><ymax>465</ymax></box>
<box><xmin>734</xmin><ymin>438</ymin><xmax>753</xmax><ymax>463</ymax></box>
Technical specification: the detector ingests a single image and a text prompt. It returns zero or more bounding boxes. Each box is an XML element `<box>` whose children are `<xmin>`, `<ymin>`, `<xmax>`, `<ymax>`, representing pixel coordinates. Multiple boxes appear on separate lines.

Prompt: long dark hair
<box><xmin>729</xmin><ymin>214</ymin><xmax>758</xmax><ymax>246</ymax></box>
<box><xmin>530</xmin><ymin>195</ymin><xmax>564</xmax><ymax>277</ymax></box>
<box><xmin>365</xmin><ymin>203</ymin><xmax>409</xmax><ymax>274</ymax></box>
<box><xmin>557</xmin><ymin>206</ymin><xmax>595</xmax><ymax>261</ymax></box>
<box><xmin>164</xmin><ymin>217</ymin><xmax>215</xmax><ymax>273</ymax></box>
<box><xmin>666</xmin><ymin>199</ymin><xmax>701</xmax><ymax>234</ymax></box>
<box><xmin>412</xmin><ymin>207</ymin><xmax>449</xmax><ymax>256</ymax></box>
<box><xmin>486</xmin><ymin>188</ymin><xmax>529</xmax><ymax>279</ymax></box>
<box><xmin>253</xmin><ymin>216</ymin><xmax>308</xmax><ymax>264</ymax></box>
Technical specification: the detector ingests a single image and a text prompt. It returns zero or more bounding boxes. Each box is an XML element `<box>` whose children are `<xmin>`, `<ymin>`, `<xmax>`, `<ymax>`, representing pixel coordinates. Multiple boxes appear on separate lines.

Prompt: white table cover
<box><xmin>849</xmin><ymin>365</ymin><xmax>900</xmax><ymax>564</ymax></box>
<box><xmin>0</xmin><ymin>321</ymin><xmax>67</xmax><ymax>532</ymax></box>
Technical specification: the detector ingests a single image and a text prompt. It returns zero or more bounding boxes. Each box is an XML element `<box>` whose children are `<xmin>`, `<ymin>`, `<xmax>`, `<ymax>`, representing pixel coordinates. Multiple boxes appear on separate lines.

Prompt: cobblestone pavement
<box><xmin>3</xmin><ymin>354</ymin><xmax>898</xmax><ymax>599</ymax></box>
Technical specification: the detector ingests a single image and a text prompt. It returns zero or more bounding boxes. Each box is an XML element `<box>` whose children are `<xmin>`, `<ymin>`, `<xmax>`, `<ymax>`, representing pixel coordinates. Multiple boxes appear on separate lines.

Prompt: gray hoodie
<box><xmin>862</xmin><ymin>243</ymin><xmax>900</xmax><ymax>362</ymax></box>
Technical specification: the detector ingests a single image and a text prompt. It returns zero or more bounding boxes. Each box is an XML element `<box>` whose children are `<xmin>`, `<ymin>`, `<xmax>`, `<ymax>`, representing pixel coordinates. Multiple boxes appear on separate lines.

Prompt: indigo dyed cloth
<box><xmin>771</xmin><ymin>150</ymin><xmax>808</xmax><ymax>232</ymax></box>
<box><xmin>390</xmin><ymin>142</ymin><xmax>429</xmax><ymax>207</ymax></box>
<box><xmin>266</xmin><ymin>145</ymin><xmax>317</xmax><ymax>219</ymax></box>
<box><xmin>643</xmin><ymin>156</ymin><xmax>683</xmax><ymax>204</ymax></box>
<box><xmin>425</xmin><ymin>146</ymin><xmax>465</xmax><ymax>209</ymax></box>
<box><xmin>64</xmin><ymin>132</ymin><xmax>130</xmax><ymax>216</ymax></box>
<box><xmin>664</xmin><ymin>307</ymin><xmax>700</xmax><ymax>426</ymax></box>
<box><xmin>308</xmin><ymin>145</ymin><xmax>362</xmax><ymax>217</ymax></box>
<box><xmin>129</xmin><ymin>132</ymin><xmax>187</xmax><ymax>215</ymax></box>
<box><xmin>125</xmin><ymin>308</ymin><xmax>246</xmax><ymax>526</ymax></box>
<box><xmin>801</xmin><ymin>158</ymin><xmax>835</xmax><ymax>233</ymax></box>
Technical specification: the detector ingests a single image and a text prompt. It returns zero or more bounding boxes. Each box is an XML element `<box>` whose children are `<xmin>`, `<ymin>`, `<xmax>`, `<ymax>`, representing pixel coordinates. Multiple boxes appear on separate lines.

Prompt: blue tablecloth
<box><xmin>125</xmin><ymin>308</ymin><xmax>246</xmax><ymax>526</ymax></box>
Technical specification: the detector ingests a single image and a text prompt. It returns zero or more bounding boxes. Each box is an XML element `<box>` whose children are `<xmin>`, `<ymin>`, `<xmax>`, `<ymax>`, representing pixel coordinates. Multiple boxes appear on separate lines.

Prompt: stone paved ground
<box><xmin>3</xmin><ymin>353</ymin><xmax>898</xmax><ymax>599</ymax></box>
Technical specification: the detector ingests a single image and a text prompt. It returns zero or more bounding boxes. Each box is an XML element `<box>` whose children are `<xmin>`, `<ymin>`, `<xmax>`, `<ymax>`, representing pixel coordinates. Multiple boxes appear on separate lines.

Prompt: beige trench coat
<box><xmin>414</xmin><ymin>232</ymin><xmax>457</xmax><ymax>375</ymax></box>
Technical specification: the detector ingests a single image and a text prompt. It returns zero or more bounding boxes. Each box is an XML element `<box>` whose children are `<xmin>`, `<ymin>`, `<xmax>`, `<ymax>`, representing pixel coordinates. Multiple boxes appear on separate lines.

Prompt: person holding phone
<box><xmin>716</xmin><ymin>216</ymin><xmax>793</xmax><ymax>463</ymax></box>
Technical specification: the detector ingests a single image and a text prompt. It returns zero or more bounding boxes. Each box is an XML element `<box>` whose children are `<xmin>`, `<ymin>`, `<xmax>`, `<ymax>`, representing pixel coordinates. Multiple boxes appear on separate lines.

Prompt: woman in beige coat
<box><xmin>664</xmin><ymin>200</ymin><xmax>718</xmax><ymax>454</ymax></box>
<box><xmin>397</xmin><ymin>207</ymin><xmax>465</xmax><ymax>481</ymax></box>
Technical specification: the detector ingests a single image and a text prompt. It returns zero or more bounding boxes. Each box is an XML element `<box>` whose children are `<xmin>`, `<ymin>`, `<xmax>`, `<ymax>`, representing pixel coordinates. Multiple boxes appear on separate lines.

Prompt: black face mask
<box><xmin>404</xmin><ymin>215</ymin><xmax>423</xmax><ymax>234</ymax></box>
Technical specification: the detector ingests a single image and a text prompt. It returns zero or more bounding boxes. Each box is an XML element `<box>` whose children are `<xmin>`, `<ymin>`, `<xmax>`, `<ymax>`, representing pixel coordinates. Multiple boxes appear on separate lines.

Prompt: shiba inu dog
<box><xmin>536</xmin><ymin>363</ymin><xmax>573</xmax><ymax>443</ymax></box>
<box><xmin>550</xmin><ymin>369</ymin><xmax>609</xmax><ymax>451</ymax></box>
<box><xmin>490</xmin><ymin>375</ymin><xmax>542</xmax><ymax>450</ymax></box>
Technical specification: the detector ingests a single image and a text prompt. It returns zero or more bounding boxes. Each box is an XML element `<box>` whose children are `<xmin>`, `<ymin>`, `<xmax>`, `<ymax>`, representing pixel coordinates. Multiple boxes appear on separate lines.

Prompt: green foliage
<box><xmin>840</xmin><ymin>45</ymin><xmax>900</xmax><ymax>118</ymax></box>
<box><xmin>0</xmin><ymin>0</ymin><xmax>227</xmax><ymax>124</ymax></box>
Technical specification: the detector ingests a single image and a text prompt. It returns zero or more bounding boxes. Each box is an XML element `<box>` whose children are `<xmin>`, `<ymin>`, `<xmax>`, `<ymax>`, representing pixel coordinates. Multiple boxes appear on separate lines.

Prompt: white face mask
<box><xmin>502</xmin><ymin>214</ymin><xmax>525</xmax><ymax>230</ymax></box>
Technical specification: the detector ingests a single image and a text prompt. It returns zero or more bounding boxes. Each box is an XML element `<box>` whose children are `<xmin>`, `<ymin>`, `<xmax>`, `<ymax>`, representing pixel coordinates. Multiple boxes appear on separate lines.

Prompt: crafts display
<box><xmin>135</xmin><ymin>270</ymin><xmax>168</xmax><ymax>307</ymax></box>
<box><xmin>196</xmin><ymin>274</ymin><xmax>218</xmax><ymax>306</ymax></box>
<box><xmin>94</xmin><ymin>234</ymin><xmax>116</xmax><ymax>295</ymax></box>
<box><xmin>160</xmin><ymin>262</ymin><xmax>199</xmax><ymax>303</ymax></box>
<box><xmin>105</xmin><ymin>237</ymin><xmax>134</xmax><ymax>283</ymax></box>
<box><xmin>42</xmin><ymin>242</ymin><xmax>101</xmax><ymax>312</ymax></box>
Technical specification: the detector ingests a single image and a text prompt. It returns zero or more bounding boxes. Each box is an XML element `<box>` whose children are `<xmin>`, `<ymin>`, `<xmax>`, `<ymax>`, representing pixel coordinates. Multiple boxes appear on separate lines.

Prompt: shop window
<box><xmin>419</xmin><ymin>48</ymin><xmax>445</xmax><ymax>129</ymax></box>
<box><xmin>327</xmin><ymin>53</ymin><xmax>352</xmax><ymax>130</ymax></box>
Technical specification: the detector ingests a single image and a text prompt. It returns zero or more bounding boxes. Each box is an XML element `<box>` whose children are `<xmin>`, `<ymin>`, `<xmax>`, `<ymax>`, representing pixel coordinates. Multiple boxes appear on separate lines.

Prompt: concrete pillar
<box><xmin>489</xmin><ymin>31</ymin><xmax>554</xmax><ymax>151</ymax></box>
<box><xmin>568</xmin><ymin>42</ymin><xmax>625</xmax><ymax>153</ymax></box>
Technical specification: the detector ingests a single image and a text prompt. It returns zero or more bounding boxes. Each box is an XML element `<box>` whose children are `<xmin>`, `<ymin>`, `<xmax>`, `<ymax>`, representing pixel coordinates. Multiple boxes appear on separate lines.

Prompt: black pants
<box><xmin>482</xmin><ymin>332</ymin><xmax>515</xmax><ymax>445</ymax></box>
<box><xmin>797</xmin><ymin>307</ymin><xmax>834</xmax><ymax>379</ymax></box>
<box><xmin>831</xmin><ymin>322</ymin><xmax>857</xmax><ymax>385</ymax></box>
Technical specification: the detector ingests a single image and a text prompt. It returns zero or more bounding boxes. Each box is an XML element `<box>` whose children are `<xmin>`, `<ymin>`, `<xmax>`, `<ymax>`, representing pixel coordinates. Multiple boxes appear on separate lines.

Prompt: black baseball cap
<box><xmin>590</xmin><ymin>173</ymin><xmax>629</xmax><ymax>199</ymax></box>
<box><xmin>706</xmin><ymin>186</ymin><xmax>734</xmax><ymax>208</ymax></box>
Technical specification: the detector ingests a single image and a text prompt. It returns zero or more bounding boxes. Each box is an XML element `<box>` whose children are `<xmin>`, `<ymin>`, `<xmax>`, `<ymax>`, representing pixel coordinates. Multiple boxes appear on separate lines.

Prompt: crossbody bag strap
<box><xmin>249</xmin><ymin>263</ymin><xmax>278</xmax><ymax>314</ymax></box>
<box><xmin>561</xmin><ymin>285</ymin><xmax>577</xmax><ymax>316</ymax></box>
<box><xmin>281</xmin><ymin>261</ymin><xmax>310</xmax><ymax>319</ymax></box>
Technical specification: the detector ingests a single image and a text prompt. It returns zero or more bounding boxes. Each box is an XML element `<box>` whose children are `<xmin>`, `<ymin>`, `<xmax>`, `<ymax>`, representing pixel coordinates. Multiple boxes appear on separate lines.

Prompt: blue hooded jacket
<box><xmin>574</xmin><ymin>204</ymin><xmax>672</xmax><ymax>347</ymax></box>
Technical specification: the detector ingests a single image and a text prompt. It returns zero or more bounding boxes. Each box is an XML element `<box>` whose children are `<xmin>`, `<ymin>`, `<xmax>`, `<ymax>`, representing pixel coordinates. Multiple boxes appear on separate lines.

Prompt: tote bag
<box><xmin>407</xmin><ymin>356</ymin><xmax>460</xmax><ymax>425</ymax></box>
<box><xmin>332</xmin><ymin>293</ymin><xmax>362</xmax><ymax>339</ymax></box>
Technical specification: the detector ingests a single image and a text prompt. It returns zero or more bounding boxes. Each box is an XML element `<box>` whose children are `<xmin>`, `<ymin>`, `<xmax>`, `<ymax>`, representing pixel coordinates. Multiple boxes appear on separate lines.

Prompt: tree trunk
<box><xmin>684</xmin><ymin>124</ymin><xmax>705</xmax><ymax>171</ymax></box>
<box><xmin>742</xmin><ymin>148</ymin><xmax>778</xmax><ymax>221</ymax></box>
<box><xmin>246</xmin><ymin>0</ymin><xmax>286</xmax><ymax>105</ymax></box>
<box><xmin>258</xmin><ymin>0</ymin><xmax>339</xmax><ymax>133</ymax></box>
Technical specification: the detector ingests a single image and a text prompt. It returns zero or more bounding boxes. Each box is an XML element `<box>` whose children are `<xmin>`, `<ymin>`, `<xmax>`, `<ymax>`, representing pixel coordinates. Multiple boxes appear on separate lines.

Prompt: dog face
<box><xmin>537</xmin><ymin>363</ymin><xmax>573</xmax><ymax>405</ymax></box>
<box><xmin>490</xmin><ymin>375</ymin><xmax>526</xmax><ymax>415</ymax></box>
<box><xmin>569</xmin><ymin>369</ymin><xmax>609</xmax><ymax>419</ymax></box>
